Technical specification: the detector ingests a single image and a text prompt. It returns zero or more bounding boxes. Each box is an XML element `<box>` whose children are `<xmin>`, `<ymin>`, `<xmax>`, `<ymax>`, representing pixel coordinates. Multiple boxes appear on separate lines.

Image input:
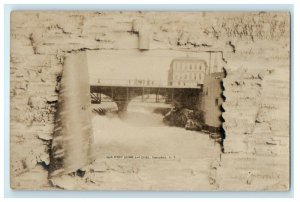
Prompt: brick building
<box><xmin>167</xmin><ymin>58</ymin><xmax>208</xmax><ymax>87</ymax></box>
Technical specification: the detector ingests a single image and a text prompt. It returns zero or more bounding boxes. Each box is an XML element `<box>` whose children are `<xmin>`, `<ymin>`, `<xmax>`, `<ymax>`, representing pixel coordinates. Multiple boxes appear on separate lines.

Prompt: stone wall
<box><xmin>10</xmin><ymin>11</ymin><xmax>290</xmax><ymax>190</ymax></box>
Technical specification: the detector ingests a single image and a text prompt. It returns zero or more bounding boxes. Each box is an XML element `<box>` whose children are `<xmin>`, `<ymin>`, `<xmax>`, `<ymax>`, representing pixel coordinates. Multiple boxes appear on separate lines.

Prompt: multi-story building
<box><xmin>200</xmin><ymin>71</ymin><xmax>225</xmax><ymax>132</ymax></box>
<box><xmin>168</xmin><ymin>58</ymin><xmax>208</xmax><ymax>87</ymax></box>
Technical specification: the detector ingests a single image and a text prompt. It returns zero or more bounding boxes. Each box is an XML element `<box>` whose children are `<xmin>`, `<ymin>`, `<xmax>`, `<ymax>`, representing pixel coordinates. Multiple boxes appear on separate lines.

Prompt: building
<box><xmin>168</xmin><ymin>58</ymin><xmax>208</xmax><ymax>87</ymax></box>
<box><xmin>200</xmin><ymin>72</ymin><xmax>225</xmax><ymax>131</ymax></box>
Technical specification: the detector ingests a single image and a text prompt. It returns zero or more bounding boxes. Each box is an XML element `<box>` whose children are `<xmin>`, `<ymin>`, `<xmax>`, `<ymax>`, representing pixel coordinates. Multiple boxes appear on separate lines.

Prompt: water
<box><xmin>92</xmin><ymin>102</ymin><xmax>218</xmax><ymax>159</ymax></box>
<box><xmin>90</xmin><ymin>102</ymin><xmax>222</xmax><ymax>190</ymax></box>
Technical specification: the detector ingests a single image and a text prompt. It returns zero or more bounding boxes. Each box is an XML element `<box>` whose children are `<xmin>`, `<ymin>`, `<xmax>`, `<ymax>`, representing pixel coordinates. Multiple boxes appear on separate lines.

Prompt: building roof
<box><xmin>170</xmin><ymin>57</ymin><xmax>208</xmax><ymax>65</ymax></box>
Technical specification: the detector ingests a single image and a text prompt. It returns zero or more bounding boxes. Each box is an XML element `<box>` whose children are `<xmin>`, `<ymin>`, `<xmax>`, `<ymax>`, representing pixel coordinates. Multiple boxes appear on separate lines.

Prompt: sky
<box><xmin>87</xmin><ymin>49</ymin><xmax>222</xmax><ymax>84</ymax></box>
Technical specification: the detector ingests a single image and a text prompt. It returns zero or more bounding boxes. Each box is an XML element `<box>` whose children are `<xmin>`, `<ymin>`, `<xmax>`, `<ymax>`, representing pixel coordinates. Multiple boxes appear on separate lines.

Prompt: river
<box><xmin>90</xmin><ymin>102</ymin><xmax>222</xmax><ymax>190</ymax></box>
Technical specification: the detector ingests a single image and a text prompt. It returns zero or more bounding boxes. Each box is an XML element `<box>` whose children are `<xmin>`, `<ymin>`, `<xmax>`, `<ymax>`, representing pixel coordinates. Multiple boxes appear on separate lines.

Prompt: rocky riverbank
<box><xmin>163</xmin><ymin>108</ymin><xmax>205</xmax><ymax>131</ymax></box>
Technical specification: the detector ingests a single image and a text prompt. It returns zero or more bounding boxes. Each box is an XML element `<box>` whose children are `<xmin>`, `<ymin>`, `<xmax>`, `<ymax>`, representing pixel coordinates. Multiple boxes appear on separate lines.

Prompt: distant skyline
<box><xmin>87</xmin><ymin>50</ymin><xmax>223</xmax><ymax>83</ymax></box>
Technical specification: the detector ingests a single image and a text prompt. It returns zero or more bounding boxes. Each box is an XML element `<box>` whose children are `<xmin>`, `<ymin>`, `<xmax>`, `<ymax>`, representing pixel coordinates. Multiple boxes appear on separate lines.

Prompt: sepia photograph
<box><xmin>9</xmin><ymin>11</ymin><xmax>290</xmax><ymax>191</ymax></box>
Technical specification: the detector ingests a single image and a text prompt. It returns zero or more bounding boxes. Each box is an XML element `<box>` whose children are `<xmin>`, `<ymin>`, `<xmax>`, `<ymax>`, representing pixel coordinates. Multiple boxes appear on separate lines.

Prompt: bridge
<box><xmin>90</xmin><ymin>79</ymin><xmax>203</xmax><ymax>112</ymax></box>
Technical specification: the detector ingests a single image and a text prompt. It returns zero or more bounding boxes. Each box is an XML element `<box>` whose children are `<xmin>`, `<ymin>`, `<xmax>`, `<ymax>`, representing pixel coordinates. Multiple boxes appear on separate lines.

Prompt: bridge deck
<box><xmin>90</xmin><ymin>84</ymin><xmax>202</xmax><ymax>89</ymax></box>
<box><xmin>90</xmin><ymin>78</ymin><xmax>202</xmax><ymax>89</ymax></box>
<box><xmin>90</xmin><ymin>82</ymin><xmax>202</xmax><ymax>106</ymax></box>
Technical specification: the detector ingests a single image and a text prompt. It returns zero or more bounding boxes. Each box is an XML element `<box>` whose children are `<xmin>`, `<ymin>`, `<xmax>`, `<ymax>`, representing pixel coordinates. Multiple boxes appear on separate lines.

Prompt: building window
<box><xmin>199</xmin><ymin>65</ymin><xmax>202</xmax><ymax>70</ymax></box>
<box><xmin>215</xmin><ymin>98</ymin><xmax>218</xmax><ymax>106</ymax></box>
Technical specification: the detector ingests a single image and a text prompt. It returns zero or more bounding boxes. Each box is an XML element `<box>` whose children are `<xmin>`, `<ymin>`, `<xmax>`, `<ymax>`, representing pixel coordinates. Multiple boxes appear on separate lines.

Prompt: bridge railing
<box><xmin>90</xmin><ymin>78</ymin><xmax>169</xmax><ymax>87</ymax></box>
<box><xmin>90</xmin><ymin>78</ymin><xmax>201</xmax><ymax>88</ymax></box>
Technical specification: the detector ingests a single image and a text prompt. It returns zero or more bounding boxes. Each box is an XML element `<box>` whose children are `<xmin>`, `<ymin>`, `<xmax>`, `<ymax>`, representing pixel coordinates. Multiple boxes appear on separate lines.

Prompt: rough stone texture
<box><xmin>10</xmin><ymin>11</ymin><xmax>290</xmax><ymax>190</ymax></box>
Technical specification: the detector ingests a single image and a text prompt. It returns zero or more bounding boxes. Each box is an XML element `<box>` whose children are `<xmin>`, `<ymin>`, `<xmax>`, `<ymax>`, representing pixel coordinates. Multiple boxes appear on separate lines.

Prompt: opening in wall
<box><xmin>50</xmin><ymin>49</ymin><xmax>226</xmax><ymax>181</ymax></box>
<box><xmin>87</xmin><ymin>49</ymin><xmax>226</xmax><ymax>154</ymax></box>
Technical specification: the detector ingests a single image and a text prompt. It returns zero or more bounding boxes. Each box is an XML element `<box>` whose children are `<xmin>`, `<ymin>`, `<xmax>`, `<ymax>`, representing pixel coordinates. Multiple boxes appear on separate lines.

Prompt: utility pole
<box><xmin>208</xmin><ymin>51</ymin><xmax>212</xmax><ymax>75</ymax></box>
